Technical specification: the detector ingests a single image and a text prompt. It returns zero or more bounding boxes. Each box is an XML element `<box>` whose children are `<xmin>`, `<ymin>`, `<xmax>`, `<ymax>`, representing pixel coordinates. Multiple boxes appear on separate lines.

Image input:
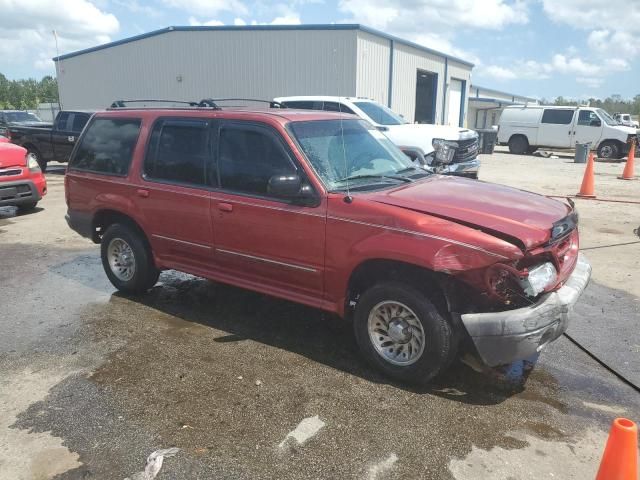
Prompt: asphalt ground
<box><xmin>0</xmin><ymin>159</ymin><xmax>638</xmax><ymax>479</ymax></box>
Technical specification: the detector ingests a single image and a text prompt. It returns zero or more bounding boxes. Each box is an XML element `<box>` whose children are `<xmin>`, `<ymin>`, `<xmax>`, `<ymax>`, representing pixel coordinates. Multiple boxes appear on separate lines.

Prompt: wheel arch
<box><xmin>92</xmin><ymin>209</ymin><xmax>151</xmax><ymax>250</ymax></box>
<box><xmin>345</xmin><ymin>258</ymin><xmax>452</xmax><ymax>321</ymax></box>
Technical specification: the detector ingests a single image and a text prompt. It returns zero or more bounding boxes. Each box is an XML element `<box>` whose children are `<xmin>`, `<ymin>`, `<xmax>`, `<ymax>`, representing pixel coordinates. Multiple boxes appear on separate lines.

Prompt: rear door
<box><xmin>573</xmin><ymin>109</ymin><xmax>603</xmax><ymax>146</ymax></box>
<box><xmin>137</xmin><ymin>117</ymin><xmax>215</xmax><ymax>270</ymax></box>
<box><xmin>210</xmin><ymin>120</ymin><xmax>325</xmax><ymax>300</ymax></box>
<box><xmin>538</xmin><ymin>109</ymin><xmax>575</xmax><ymax>148</ymax></box>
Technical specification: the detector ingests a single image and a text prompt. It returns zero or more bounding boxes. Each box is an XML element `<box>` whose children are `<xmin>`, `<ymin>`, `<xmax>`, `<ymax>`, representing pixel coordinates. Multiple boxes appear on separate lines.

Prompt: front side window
<box><xmin>577</xmin><ymin>110</ymin><xmax>599</xmax><ymax>126</ymax></box>
<box><xmin>144</xmin><ymin>119</ymin><xmax>209</xmax><ymax>186</ymax></box>
<box><xmin>290</xmin><ymin>119</ymin><xmax>416</xmax><ymax>190</ymax></box>
<box><xmin>70</xmin><ymin>118</ymin><xmax>141</xmax><ymax>175</ymax></box>
<box><xmin>352</xmin><ymin>101</ymin><xmax>406</xmax><ymax>126</ymax></box>
<box><xmin>218</xmin><ymin>124</ymin><xmax>296</xmax><ymax>196</ymax></box>
<box><xmin>541</xmin><ymin>109</ymin><xmax>574</xmax><ymax>125</ymax></box>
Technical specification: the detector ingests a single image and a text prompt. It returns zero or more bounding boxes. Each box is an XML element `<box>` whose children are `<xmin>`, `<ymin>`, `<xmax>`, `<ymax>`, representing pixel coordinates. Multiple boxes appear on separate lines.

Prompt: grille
<box><xmin>0</xmin><ymin>168</ymin><xmax>22</xmax><ymax>177</ymax></box>
<box><xmin>453</xmin><ymin>138</ymin><xmax>479</xmax><ymax>163</ymax></box>
<box><xmin>0</xmin><ymin>183</ymin><xmax>32</xmax><ymax>200</ymax></box>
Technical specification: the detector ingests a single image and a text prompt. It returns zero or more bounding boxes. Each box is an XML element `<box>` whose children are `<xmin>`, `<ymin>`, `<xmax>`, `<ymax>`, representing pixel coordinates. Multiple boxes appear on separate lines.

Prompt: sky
<box><xmin>1</xmin><ymin>0</ymin><xmax>639</xmax><ymax>100</ymax></box>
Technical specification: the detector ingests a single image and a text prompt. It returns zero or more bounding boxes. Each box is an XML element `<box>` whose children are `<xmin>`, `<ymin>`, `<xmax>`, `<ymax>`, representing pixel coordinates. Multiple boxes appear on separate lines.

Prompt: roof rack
<box><xmin>108</xmin><ymin>98</ymin><xmax>286</xmax><ymax>110</ymax></box>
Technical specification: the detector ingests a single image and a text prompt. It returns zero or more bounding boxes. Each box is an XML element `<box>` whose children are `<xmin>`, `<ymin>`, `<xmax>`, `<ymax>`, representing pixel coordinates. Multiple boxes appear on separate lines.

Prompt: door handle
<box><xmin>218</xmin><ymin>202</ymin><xmax>233</xmax><ymax>212</ymax></box>
<box><xmin>136</xmin><ymin>189</ymin><xmax>150</xmax><ymax>198</ymax></box>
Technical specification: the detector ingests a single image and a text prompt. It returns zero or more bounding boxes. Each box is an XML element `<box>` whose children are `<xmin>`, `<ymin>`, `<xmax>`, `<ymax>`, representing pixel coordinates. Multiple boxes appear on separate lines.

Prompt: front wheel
<box><xmin>353</xmin><ymin>282</ymin><xmax>456</xmax><ymax>385</ymax></box>
<box><xmin>508</xmin><ymin>135</ymin><xmax>529</xmax><ymax>155</ymax></box>
<box><xmin>17</xmin><ymin>201</ymin><xmax>38</xmax><ymax>212</ymax></box>
<box><xmin>597</xmin><ymin>140</ymin><xmax>622</xmax><ymax>160</ymax></box>
<box><xmin>101</xmin><ymin>223</ymin><xmax>159</xmax><ymax>294</ymax></box>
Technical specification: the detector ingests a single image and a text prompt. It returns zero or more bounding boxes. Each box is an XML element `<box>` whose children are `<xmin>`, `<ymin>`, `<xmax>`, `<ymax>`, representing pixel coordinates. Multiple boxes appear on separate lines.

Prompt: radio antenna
<box><xmin>334</xmin><ymin>49</ymin><xmax>352</xmax><ymax>203</ymax></box>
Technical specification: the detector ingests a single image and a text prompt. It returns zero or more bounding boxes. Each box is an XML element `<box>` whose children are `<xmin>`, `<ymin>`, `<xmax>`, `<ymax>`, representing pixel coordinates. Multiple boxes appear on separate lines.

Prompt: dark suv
<box><xmin>65</xmin><ymin>102</ymin><xmax>591</xmax><ymax>384</ymax></box>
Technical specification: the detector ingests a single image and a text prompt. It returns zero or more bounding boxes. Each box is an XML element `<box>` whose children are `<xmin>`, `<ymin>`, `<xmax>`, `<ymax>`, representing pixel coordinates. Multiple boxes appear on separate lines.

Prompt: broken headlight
<box><xmin>519</xmin><ymin>262</ymin><xmax>558</xmax><ymax>297</ymax></box>
<box><xmin>432</xmin><ymin>138</ymin><xmax>457</xmax><ymax>164</ymax></box>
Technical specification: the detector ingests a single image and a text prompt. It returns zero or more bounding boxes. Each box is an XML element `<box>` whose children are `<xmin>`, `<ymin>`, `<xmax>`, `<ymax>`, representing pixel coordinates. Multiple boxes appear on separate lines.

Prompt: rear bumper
<box><xmin>0</xmin><ymin>179</ymin><xmax>42</xmax><ymax>207</ymax></box>
<box><xmin>460</xmin><ymin>253</ymin><xmax>592</xmax><ymax>366</ymax></box>
<box><xmin>65</xmin><ymin>208</ymin><xmax>95</xmax><ymax>240</ymax></box>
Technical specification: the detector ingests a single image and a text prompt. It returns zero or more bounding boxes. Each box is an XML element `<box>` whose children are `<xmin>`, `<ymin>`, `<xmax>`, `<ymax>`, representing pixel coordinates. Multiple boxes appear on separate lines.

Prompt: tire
<box><xmin>101</xmin><ymin>223</ymin><xmax>159</xmax><ymax>294</ymax></box>
<box><xmin>17</xmin><ymin>201</ymin><xmax>38</xmax><ymax>212</ymax></box>
<box><xmin>597</xmin><ymin>140</ymin><xmax>622</xmax><ymax>160</ymax></box>
<box><xmin>527</xmin><ymin>146</ymin><xmax>538</xmax><ymax>154</ymax></box>
<box><xmin>353</xmin><ymin>282</ymin><xmax>456</xmax><ymax>385</ymax></box>
<box><xmin>508</xmin><ymin>135</ymin><xmax>529</xmax><ymax>155</ymax></box>
<box><xmin>27</xmin><ymin>147</ymin><xmax>47</xmax><ymax>172</ymax></box>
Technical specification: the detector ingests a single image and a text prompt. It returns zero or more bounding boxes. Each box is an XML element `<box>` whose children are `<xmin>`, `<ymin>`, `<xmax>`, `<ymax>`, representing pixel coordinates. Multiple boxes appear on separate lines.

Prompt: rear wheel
<box><xmin>508</xmin><ymin>135</ymin><xmax>529</xmax><ymax>155</ymax></box>
<box><xmin>101</xmin><ymin>223</ymin><xmax>159</xmax><ymax>294</ymax></box>
<box><xmin>353</xmin><ymin>282</ymin><xmax>456</xmax><ymax>385</ymax></box>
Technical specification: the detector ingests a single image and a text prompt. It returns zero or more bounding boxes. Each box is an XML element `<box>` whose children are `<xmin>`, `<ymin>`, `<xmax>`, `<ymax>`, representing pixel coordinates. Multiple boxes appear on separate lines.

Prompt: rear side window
<box><xmin>69</xmin><ymin>118</ymin><xmax>141</xmax><ymax>175</ymax></box>
<box><xmin>72</xmin><ymin>113</ymin><xmax>90</xmax><ymax>132</ymax></box>
<box><xmin>323</xmin><ymin>102</ymin><xmax>356</xmax><ymax>114</ymax></box>
<box><xmin>541</xmin><ymin>109</ymin><xmax>574</xmax><ymax>125</ymax></box>
<box><xmin>56</xmin><ymin>112</ymin><xmax>70</xmax><ymax>130</ymax></box>
<box><xmin>282</xmin><ymin>101</ymin><xmax>322</xmax><ymax>110</ymax></box>
<box><xmin>144</xmin><ymin>119</ymin><xmax>210</xmax><ymax>186</ymax></box>
<box><xmin>218</xmin><ymin>123</ymin><xmax>296</xmax><ymax>196</ymax></box>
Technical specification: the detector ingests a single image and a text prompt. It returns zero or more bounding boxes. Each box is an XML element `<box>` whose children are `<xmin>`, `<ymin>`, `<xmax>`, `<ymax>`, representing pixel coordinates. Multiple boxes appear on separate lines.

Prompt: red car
<box><xmin>64</xmin><ymin>103</ymin><xmax>591</xmax><ymax>384</ymax></box>
<box><xmin>0</xmin><ymin>140</ymin><xmax>47</xmax><ymax>211</ymax></box>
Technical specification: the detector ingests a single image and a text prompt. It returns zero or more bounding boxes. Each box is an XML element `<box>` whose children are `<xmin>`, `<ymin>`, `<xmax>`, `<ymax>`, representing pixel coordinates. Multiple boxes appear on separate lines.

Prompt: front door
<box><xmin>539</xmin><ymin>108</ymin><xmax>575</xmax><ymax>148</ymax></box>
<box><xmin>211</xmin><ymin>121</ymin><xmax>326</xmax><ymax>301</ymax></box>
<box><xmin>573</xmin><ymin>109</ymin><xmax>603</xmax><ymax>147</ymax></box>
<box><xmin>137</xmin><ymin>117</ymin><xmax>215</xmax><ymax>270</ymax></box>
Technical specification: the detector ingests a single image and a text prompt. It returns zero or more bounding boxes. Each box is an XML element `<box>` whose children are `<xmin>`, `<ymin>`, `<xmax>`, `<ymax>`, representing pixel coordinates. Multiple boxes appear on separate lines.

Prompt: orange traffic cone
<box><xmin>595</xmin><ymin>418</ymin><xmax>638</xmax><ymax>480</ymax></box>
<box><xmin>577</xmin><ymin>151</ymin><xmax>596</xmax><ymax>198</ymax></box>
<box><xmin>619</xmin><ymin>140</ymin><xmax>636</xmax><ymax>180</ymax></box>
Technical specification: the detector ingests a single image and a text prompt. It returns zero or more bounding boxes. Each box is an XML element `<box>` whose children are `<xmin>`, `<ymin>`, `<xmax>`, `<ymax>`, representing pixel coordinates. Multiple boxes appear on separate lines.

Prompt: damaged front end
<box><xmin>448</xmin><ymin>212</ymin><xmax>591</xmax><ymax>367</ymax></box>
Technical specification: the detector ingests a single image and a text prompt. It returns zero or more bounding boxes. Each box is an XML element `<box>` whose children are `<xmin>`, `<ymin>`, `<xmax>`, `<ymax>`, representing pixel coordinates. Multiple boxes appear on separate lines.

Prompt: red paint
<box><xmin>0</xmin><ymin>142</ymin><xmax>47</xmax><ymax>199</ymax></box>
<box><xmin>66</xmin><ymin>108</ymin><xmax>581</xmax><ymax>317</ymax></box>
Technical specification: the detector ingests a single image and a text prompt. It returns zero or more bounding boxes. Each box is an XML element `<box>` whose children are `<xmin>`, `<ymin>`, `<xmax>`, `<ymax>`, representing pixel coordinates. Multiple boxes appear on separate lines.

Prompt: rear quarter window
<box><xmin>69</xmin><ymin>118</ymin><xmax>141</xmax><ymax>176</ymax></box>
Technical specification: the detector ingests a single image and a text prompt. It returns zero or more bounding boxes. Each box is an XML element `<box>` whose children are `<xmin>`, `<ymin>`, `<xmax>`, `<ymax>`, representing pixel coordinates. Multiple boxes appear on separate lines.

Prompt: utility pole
<box><xmin>52</xmin><ymin>30</ymin><xmax>63</xmax><ymax>110</ymax></box>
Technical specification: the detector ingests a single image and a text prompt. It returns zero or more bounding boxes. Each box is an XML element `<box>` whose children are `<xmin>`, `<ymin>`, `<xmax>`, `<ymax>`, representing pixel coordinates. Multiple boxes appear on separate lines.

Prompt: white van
<box><xmin>274</xmin><ymin>96</ymin><xmax>480</xmax><ymax>178</ymax></box>
<box><xmin>498</xmin><ymin>105</ymin><xmax>637</xmax><ymax>159</ymax></box>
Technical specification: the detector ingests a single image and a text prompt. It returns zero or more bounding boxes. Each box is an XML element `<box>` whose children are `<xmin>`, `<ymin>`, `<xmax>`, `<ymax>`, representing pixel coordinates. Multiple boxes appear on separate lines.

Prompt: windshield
<box><xmin>353</xmin><ymin>101</ymin><xmax>407</xmax><ymax>126</ymax></box>
<box><xmin>596</xmin><ymin>109</ymin><xmax>618</xmax><ymax>126</ymax></box>
<box><xmin>5</xmin><ymin>112</ymin><xmax>42</xmax><ymax>123</ymax></box>
<box><xmin>290</xmin><ymin>119</ymin><xmax>419</xmax><ymax>190</ymax></box>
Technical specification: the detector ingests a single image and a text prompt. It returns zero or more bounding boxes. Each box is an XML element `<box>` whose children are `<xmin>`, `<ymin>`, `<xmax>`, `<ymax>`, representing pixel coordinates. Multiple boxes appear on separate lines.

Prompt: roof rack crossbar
<box><xmin>199</xmin><ymin>98</ymin><xmax>286</xmax><ymax>108</ymax></box>
<box><xmin>110</xmin><ymin>99</ymin><xmax>218</xmax><ymax>109</ymax></box>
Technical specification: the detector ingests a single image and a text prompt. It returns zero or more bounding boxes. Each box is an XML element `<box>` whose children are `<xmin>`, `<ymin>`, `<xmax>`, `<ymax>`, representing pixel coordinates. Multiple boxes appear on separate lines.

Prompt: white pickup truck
<box><xmin>498</xmin><ymin>105</ymin><xmax>637</xmax><ymax>159</ymax></box>
<box><xmin>274</xmin><ymin>96</ymin><xmax>480</xmax><ymax>178</ymax></box>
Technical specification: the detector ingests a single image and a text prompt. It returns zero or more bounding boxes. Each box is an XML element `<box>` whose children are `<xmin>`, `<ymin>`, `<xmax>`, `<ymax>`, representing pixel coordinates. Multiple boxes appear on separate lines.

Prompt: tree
<box><xmin>0</xmin><ymin>73</ymin><xmax>59</xmax><ymax>109</ymax></box>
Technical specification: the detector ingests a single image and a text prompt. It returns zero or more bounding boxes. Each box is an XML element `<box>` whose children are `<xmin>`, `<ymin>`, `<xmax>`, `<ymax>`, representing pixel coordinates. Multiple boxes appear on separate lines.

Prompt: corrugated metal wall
<box><xmin>355</xmin><ymin>31</ymin><xmax>390</xmax><ymax>105</ymax></box>
<box><xmin>56</xmin><ymin>29</ymin><xmax>358</xmax><ymax>109</ymax></box>
<box><xmin>388</xmin><ymin>43</ymin><xmax>445</xmax><ymax>123</ymax></box>
<box><xmin>446</xmin><ymin>60</ymin><xmax>472</xmax><ymax>127</ymax></box>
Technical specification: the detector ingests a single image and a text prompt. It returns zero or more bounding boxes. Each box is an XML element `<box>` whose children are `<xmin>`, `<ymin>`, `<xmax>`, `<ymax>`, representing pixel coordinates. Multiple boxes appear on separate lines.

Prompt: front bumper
<box><xmin>460</xmin><ymin>253</ymin><xmax>592</xmax><ymax>366</ymax></box>
<box><xmin>426</xmin><ymin>157</ymin><xmax>480</xmax><ymax>179</ymax></box>
<box><xmin>0</xmin><ymin>179</ymin><xmax>42</xmax><ymax>207</ymax></box>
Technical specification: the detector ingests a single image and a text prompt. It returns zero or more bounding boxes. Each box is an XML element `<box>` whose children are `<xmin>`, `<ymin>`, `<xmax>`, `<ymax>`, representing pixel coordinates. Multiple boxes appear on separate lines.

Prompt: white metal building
<box><xmin>467</xmin><ymin>85</ymin><xmax>539</xmax><ymax>129</ymax></box>
<box><xmin>54</xmin><ymin>24</ymin><xmax>473</xmax><ymax>127</ymax></box>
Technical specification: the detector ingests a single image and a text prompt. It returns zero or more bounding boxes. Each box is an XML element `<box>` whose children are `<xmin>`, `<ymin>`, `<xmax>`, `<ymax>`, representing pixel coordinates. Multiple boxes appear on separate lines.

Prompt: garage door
<box><xmin>447</xmin><ymin>79</ymin><xmax>463</xmax><ymax>127</ymax></box>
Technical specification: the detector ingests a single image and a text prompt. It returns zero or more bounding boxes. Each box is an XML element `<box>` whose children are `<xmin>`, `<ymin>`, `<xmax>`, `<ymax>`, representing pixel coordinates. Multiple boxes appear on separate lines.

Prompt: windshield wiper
<box><xmin>338</xmin><ymin>174</ymin><xmax>413</xmax><ymax>184</ymax></box>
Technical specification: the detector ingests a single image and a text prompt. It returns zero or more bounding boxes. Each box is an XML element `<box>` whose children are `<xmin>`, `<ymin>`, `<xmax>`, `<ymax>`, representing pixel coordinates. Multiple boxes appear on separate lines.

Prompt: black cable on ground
<box><xmin>563</xmin><ymin>332</ymin><xmax>640</xmax><ymax>394</ymax></box>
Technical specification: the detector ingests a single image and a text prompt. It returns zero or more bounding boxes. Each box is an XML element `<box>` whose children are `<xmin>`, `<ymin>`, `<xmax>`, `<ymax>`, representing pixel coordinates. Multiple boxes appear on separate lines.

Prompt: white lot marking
<box><xmin>368</xmin><ymin>453</ymin><xmax>398</xmax><ymax>480</ymax></box>
<box><xmin>448</xmin><ymin>429</ymin><xmax>607</xmax><ymax>479</ymax></box>
<box><xmin>0</xmin><ymin>367</ymin><xmax>82</xmax><ymax>479</ymax></box>
<box><xmin>278</xmin><ymin>415</ymin><xmax>325</xmax><ymax>448</ymax></box>
<box><xmin>582</xmin><ymin>401</ymin><xmax>627</xmax><ymax>414</ymax></box>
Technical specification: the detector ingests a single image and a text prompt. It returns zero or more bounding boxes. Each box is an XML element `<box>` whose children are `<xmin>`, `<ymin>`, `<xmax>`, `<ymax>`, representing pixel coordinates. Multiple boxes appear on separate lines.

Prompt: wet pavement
<box><xmin>1</xmin><ymin>170</ymin><xmax>639</xmax><ymax>479</ymax></box>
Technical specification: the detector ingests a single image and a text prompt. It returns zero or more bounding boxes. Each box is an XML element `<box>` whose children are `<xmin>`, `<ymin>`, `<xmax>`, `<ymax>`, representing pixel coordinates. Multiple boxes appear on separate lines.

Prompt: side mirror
<box><xmin>268</xmin><ymin>174</ymin><xmax>302</xmax><ymax>197</ymax></box>
<box><xmin>590</xmin><ymin>119</ymin><xmax>601</xmax><ymax>127</ymax></box>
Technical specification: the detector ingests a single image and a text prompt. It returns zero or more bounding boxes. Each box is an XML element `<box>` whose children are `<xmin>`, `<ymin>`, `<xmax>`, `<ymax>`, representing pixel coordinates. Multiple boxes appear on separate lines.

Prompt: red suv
<box><xmin>65</xmin><ymin>102</ymin><xmax>591</xmax><ymax>384</ymax></box>
<box><xmin>0</xmin><ymin>139</ymin><xmax>47</xmax><ymax>211</ymax></box>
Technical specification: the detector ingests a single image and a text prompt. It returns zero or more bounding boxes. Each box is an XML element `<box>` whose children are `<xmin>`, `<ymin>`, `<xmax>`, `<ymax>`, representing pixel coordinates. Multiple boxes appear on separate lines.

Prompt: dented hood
<box><xmin>366</xmin><ymin>176</ymin><xmax>569</xmax><ymax>249</ymax></box>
